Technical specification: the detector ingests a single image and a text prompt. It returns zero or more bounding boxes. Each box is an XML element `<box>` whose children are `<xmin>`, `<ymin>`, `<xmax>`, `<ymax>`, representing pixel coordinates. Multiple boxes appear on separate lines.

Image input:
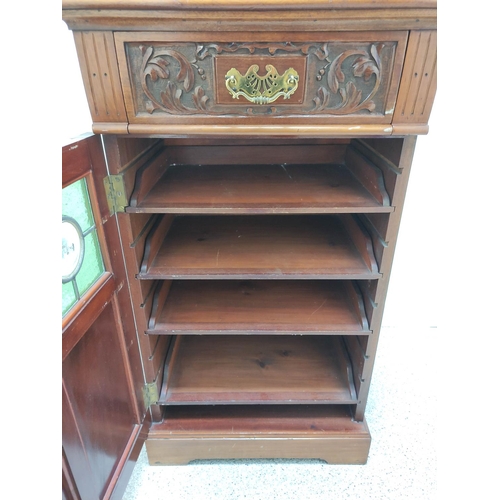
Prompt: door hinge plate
<box><xmin>142</xmin><ymin>382</ymin><xmax>159</xmax><ymax>408</ymax></box>
<box><xmin>103</xmin><ymin>174</ymin><xmax>127</xmax><ymax>214</ymax></box>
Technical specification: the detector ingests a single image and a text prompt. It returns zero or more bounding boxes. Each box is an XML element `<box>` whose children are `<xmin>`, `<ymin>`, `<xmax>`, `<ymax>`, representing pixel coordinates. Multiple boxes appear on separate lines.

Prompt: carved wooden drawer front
<box><xmin>115</xmin><ymin>32</ymin><xmax>408</xmax><ymax>127</ymax></box>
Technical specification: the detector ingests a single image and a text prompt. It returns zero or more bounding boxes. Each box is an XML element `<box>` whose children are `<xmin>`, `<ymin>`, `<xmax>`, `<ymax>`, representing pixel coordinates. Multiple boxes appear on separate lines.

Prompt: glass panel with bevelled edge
<box><xmin>62</xmin><ymin>178</ymin><xmax>105</xmax><ymax>317</ymax></box>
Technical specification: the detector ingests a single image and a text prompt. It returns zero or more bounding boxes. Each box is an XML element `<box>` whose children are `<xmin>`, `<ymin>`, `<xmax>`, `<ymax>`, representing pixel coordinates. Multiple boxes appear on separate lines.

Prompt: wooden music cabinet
<box><xmin>62</xmin><ymin>1</ymin><xmax>437</xmax><ymax>498</ymax></box>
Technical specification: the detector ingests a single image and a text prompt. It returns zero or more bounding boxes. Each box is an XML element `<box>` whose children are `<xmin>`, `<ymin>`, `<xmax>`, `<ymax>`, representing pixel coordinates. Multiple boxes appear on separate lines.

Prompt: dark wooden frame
<box><xmin>62</xmin><ymin>0</ymin><xmax>437</xmax><ymax>488</ymax></box>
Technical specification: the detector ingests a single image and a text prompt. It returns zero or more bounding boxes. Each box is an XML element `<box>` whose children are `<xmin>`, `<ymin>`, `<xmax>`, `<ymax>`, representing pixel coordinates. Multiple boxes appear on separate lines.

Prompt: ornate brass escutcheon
<box><xmin>225</xmin><ymin>64</ymin><xmax>299</xmax><ymax>105</ymax></box>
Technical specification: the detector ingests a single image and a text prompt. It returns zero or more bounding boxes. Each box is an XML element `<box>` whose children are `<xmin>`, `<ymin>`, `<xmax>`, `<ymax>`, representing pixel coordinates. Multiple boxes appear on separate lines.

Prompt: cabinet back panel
<box><xmin>166</xmin><ymin>144</ymin><xmax>348</xmax><ymax>166</ymax></box>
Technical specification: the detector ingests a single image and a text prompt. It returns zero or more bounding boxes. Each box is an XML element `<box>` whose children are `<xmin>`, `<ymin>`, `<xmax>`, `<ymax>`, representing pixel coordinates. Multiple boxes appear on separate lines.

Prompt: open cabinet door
<box><xmin>62</xmin><ymin>134</ymin><xmax>148</xmax><ymax>499</ymax></box>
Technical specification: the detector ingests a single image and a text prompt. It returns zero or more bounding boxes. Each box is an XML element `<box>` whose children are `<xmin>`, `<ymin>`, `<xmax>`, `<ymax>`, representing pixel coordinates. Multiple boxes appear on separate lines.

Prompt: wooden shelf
<box><xmin>147</xmin><ymin>280</ymin><xmax>370</xmax><ymax>335</ymax></box>
<box><xmin>156</xmin><ymin>405</ymin><xmax>364</xmax><ymax>436</ymax></box>
<box><xmin>158</xmin><ymin>335</ymin><xmax>358</xmax><ymax>405</ymax></box>
<box><xmin>127</xmin><ymin>163</ymin><xmax>392</xmax><ymax>214</ymax></box>
<box><xmin>139</xmin><ymin>214</ymin><xmax>380</xmax><ymax>279</ymax></box>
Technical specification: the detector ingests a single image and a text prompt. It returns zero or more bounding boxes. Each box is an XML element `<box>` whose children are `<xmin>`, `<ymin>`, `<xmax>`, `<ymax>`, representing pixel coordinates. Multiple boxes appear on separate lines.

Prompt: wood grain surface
<box><xmin>148</xmin><ymin>280</ymin><xmax>371</xmax><ymax>335</ymax></box>
<box><xmin>147</xmin><ymin>404</ymin><xmax>370</xmax><ymax>464</ymax></box>
<box><xmin>128</xmin><ymin>163</ymin><xmax>393</xmax><ymax>214</ymax></box>
<box><xmin>159</xmin><ymin>335</ymin><xmax>357</xmax><ymax>404</ymax></box>
<box><xmin>139</xmin><ymin>215</ymin><xmax>380</xmax><ymax>279</ymax></box>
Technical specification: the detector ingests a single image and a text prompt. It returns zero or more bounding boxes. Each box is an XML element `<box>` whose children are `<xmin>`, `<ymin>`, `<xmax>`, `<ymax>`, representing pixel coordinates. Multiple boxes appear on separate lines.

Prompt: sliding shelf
<box><xmin>147</xmin><ymin>405</ymin><xmax>370</xmax><ymax>465</ymax></box>
<box><xmin>147</xmin><ymin>280</ymin><xmax>370</xmax><ymax>335</ymax></box>
<box><xmin>158</xmin><ymin>335</ymin><xmax>358</xmax><ymax>405</ymax></box>
<box><xmin>127</xmin><ymin>163</ymin><xmax>393</xmax><ymax>214</ymax></box>
<box><xmin>139</xmin><ymin>214</ymin><xmax>380</xmax><ymax>279</ymax></box>
<box><xmin>156</xmin><ymin>405</ymin><xmax>364</xmax><ymax>436</ymax></box>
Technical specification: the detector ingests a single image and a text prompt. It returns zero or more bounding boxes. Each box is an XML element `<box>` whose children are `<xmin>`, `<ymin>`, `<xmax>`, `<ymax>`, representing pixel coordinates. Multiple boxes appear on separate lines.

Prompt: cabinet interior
<box><xmin>108</xmin><ymin>136</ymin><xmax>405</xmax><ymax>426</ymax></box>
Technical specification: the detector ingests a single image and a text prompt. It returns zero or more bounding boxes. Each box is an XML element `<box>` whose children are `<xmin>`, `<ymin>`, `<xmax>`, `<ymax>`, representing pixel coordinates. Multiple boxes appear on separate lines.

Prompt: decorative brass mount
<box><xmin>225</xmin><ymin>64</ymin><xmax>299</xmax><ymax>105</ymax></box>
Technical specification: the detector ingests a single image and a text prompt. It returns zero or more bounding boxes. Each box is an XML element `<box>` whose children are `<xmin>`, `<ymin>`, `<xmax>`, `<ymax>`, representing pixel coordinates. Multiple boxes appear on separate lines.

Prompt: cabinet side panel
<box><xmin>103</xmin><ymin>136</ymin><xmax>172</xmax><ymax>422</ymax></box>
<box><xmin>73</xmin><ymin>31</ymin><xmax>128</xmax><ymax>126</ymax></box>
<box><xmin>393</xmin><ymin>30</ymin><xmax>437</xmax><ymax>128</ymax></box>
<box><xmin>354</xmin><ymin>135</ymin><xmax>417</xmax><ymax>420</ymax></box>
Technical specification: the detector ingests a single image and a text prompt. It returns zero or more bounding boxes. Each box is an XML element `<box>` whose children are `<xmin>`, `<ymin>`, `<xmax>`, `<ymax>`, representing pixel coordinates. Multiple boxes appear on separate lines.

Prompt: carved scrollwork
<box><xmin>141</xmin><ymin>45</ymin><xmax>212</xmax><ymax>115</ymax></box>
<box><xmin>137</xmin><ymin>41</ymin><xmax>389</xmax><ymax>116</ymax></box>
<box><xmin>195</xmin><ymin>42</ymin><xmax>328</xmax><ymax>60</ymax></box>
<box><xmin>311</xmin><ymin>44</ymin><xmax>383</xmax><ymax>115</ymax></box>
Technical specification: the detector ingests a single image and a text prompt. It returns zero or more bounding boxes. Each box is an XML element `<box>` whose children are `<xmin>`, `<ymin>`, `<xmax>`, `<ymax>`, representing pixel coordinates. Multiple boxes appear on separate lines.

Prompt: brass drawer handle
<box><xmin>225</xmin><ymin>64</ymin><xmax>299</xmax><ymax>105</ymax></box>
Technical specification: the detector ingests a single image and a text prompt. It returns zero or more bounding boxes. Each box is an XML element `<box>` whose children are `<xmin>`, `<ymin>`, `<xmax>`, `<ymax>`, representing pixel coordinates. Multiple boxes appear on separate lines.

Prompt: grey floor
<box><xmin>123</xmin><ymin>326</ymin><xmax>437</xmax><ymax>500</ymax></box>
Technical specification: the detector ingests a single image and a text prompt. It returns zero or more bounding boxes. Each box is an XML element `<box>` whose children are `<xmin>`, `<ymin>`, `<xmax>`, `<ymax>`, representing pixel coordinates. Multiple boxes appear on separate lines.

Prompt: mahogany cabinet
<box><xmin>62</xmin><ymin>1</ymin><xmax>437</xmax><ymax>497</ymax></box>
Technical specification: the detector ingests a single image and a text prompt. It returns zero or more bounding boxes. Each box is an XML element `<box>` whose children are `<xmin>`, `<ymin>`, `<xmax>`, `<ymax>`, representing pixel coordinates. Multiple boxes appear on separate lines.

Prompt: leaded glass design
<box><xmin>62</xmin><ymin>178</ymin><xmax>105</xmax><ymax>317</ymax></box>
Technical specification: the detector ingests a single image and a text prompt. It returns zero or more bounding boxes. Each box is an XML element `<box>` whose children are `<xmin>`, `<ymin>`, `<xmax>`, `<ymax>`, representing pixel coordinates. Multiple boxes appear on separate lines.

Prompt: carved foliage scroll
<box><xmin>140</xmin><ymin>46</ymin><xmax>209</xmax><ymax>114</ymax></box>
<box><xmin>130</xmin><ymin>41</ymin><xmax>397</xmax><ymax>117</ymax></box>
<box><xmin>314</xmin><ymin>44</ymin><xmax>383</xmax><ymax>115</ymax></box>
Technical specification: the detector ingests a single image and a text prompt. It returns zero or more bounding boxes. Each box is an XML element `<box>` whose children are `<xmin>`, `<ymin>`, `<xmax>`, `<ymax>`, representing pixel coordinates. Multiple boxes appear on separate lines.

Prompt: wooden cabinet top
<box><xmin>62</xmin><ymin>0</ymin><xmax>437</xmax><ymax>10</ymax></box>
<box><xmin>62</xmin><ymin>0</ymin><xmax>436</xmax><ymax>137</ymax></box>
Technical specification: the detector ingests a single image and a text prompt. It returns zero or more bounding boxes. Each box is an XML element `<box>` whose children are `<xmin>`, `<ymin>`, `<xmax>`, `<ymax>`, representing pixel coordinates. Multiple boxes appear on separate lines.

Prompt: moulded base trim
<box><xmin>146</xmin><ymin>416</ymin><xmax>371</xmax><ymax>465</ymax></box>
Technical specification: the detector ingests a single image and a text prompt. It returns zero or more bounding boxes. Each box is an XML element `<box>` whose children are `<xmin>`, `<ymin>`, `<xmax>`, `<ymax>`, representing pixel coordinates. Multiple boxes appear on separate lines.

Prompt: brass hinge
<box><xmin>142</xmin><ymin>382</ymin><xmax>159</xmax><ymax>408</ymax></box>
<box><xmin>103</xmin><ymin>174</ymin><xmax>127</xmax><ymax>214</ymax></box>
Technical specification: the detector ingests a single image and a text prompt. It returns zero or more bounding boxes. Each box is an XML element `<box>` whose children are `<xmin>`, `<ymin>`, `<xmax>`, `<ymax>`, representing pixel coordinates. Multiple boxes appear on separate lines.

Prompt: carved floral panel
<box><xmin>123</xmin><ymin>39</ymin><xmax>402</xmax><ymax>119</ymax></box>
